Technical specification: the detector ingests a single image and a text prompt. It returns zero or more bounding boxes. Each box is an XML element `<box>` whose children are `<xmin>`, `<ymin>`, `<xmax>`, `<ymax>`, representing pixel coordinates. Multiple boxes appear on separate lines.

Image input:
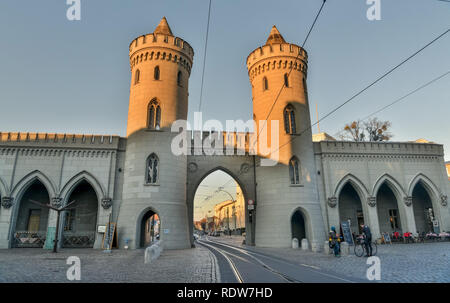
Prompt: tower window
<box><xmin>148</xmin><ymin>99</ymin><xmax>161</xmax><ymax>129</ymax></box>
<box><xmin>146</xmin><ymin>153</ymin><xmax>159</xmax><ymax>184</ymax></box>
<box><xmin>263</xmin><ymin>77</ymin><xmax>268</xmax><ymax>91</ymax></box>
<box><xmin>134</xmin><ymin>69</ymin><xmax>140</xmax><ymax>85</ymax></box>
<box><xmin>284</xmin><ymin>73</ymin><xmax>289</xmax><ymax>87</ymax></box>
<box><xmin>154</xmin><ymin>66</ymin><xmax>160</xmax><ymax>80</ymax></box>
<box><xmin>289</xmin><ymin>156</ymin><xmax>300</xmax><ymax>185</ymax></box>
<box><xmin>177</xmin><ymin>71</ymin><xmax>182</xmax><ymax>86</ymax></box>
<box><xmin>284</xmin><ymin>105</ymin><xmax>296</xmax><ymax>134</ymax></box>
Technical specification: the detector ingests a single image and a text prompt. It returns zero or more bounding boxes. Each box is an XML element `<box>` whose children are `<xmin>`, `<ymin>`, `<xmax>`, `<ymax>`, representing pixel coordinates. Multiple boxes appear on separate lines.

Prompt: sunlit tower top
<box><xmin>127</xmin><ymin>17</ymin><xmax>194</xmax><ymax>136</ymax></box>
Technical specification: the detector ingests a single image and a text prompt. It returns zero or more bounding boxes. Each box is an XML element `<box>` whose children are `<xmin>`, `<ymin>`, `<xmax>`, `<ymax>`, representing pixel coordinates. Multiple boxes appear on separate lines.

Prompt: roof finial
<box><xmin>265</xmin><ymin>25</ymin><xmax>286</xmax><ymax>45</ymax></box>
<box><xmin>154</xmin><ymin>16</ymin><xmax>173</xmax><ymax>36</ymax></box>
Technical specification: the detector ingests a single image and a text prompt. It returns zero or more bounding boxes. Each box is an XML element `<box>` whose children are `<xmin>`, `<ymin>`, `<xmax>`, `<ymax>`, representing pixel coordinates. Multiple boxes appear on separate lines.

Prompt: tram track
<box><xmin>201</xmin><ymin>237</ymin><xmax>359</xmax><ymax>283</ymax></box>
<box><xmin>198</xmin><ymin>238</ymin><xmax>303</xmax><ymax>283</ymax></box>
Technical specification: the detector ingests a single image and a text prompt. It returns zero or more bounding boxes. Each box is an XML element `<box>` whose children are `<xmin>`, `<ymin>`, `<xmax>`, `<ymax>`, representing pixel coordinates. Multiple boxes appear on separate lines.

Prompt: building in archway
<box><xmin>0</xmin><ymin>17</ymin><xmax>449</xmax><ymax>250</ymax></box>
<box><xmin>213</xmin><ymin>185</ymin><xmax>245</xmax><ymax>233</ymax></box>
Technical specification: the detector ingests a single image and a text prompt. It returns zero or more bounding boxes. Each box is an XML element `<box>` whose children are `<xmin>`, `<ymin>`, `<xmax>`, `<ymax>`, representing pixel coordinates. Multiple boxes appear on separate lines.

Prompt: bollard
<box><xmin>292</xmin><ymin>238</ymin><xmax>299</xmax><ymax>249</ymax></box>
<box><xmin>144</xmin><ymin>241</ymin><xmax>163</xmax><ymax>264</ymax></box>
<box><xmin>301</xmin><ymin>238</ymin><xmax>309</xmax><ymax>250</ymax></box>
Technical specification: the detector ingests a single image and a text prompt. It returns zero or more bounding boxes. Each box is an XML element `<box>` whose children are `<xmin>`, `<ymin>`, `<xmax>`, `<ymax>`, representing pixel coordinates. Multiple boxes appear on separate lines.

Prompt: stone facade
<box><xmin>0</xmin><ymin>18</ymin><xmax>448</xmax><ymax>251</ymax></box>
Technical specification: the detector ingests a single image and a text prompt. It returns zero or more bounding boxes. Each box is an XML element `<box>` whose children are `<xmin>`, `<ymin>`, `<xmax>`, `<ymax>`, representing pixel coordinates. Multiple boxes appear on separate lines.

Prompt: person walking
<box><xmin>361</xmin><ymin>224</ymin><xmax>373</xmax><ymax>257</ymax></box>
<box><xmin>329</xmin><ymin>226</ymin><xmax>340</xmax><ymax>257</ymax></box>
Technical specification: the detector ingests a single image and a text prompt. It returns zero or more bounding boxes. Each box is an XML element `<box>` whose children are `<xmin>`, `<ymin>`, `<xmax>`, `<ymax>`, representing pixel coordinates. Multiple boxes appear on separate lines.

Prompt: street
<box><xmin>198</xmin><ymin>237</ymin><xmax>364</xmax><ymax>283</ymax></box>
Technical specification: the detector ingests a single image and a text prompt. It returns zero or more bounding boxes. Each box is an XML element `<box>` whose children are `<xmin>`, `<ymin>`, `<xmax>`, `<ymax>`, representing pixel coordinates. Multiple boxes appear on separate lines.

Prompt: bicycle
<box><xmin>354</xmin><ymin>236</ymin><xmax>377</xmax><ymax>257</ymax></box>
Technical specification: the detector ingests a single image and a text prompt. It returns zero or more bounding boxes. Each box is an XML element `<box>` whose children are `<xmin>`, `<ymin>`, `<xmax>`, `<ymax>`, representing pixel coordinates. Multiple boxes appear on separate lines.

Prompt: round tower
<box><xmin>117</xmin><ymin>17</ymin><xmax>194</xmax><ymax>249</ymax></box>
<box><xmin>247</xmin><ymin>26</ymin><xmax>326</xmax><ymax>248</ymax></box>
<box><xmin>127</xmin><ymin>16</ymin><xmax>194</xmax><ymax>135</ymax></box>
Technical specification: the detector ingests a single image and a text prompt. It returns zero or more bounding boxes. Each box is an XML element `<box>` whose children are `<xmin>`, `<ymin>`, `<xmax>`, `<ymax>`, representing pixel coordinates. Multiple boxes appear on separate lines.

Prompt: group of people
<box><xmin>329</xmin><ymin>224</ymin><xmax>373</xmax><ymax>257</ymax></box>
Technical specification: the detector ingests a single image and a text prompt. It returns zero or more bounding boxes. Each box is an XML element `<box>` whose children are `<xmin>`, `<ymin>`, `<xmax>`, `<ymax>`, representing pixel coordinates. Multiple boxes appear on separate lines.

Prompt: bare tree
<box><xmin>337</xmin><ymin>120</ymin><xmax>365</xmax><ymax>141</ymax></box>
<box><xmin>337</xmin><ymin>117</ymin><xmax>392</xmax><ymax>142</ymax></box>
<box><xmin>364</xmin><ymin>117</ymin><xmax>392</xmax><ymax>141</ymax></box>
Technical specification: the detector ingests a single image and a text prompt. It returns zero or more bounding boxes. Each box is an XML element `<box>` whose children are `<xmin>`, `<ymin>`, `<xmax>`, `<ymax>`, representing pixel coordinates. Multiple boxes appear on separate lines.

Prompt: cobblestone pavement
<box><xmin>210</xmin><ymin>236</ymin><xmax>450</xmax><ymax>283</ymax></box>
<box><xmin>0</xmin><ymin>245</ymin><xmax>219</xmax><ymax>283</ymax></box>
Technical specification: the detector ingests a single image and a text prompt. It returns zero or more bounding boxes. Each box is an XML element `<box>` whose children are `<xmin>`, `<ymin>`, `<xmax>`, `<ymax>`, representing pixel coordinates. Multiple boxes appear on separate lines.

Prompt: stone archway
<box><xmin>291</xmin><ymin>209</ymin><xmax>306</xmax><ymax>244</ymax></box>
<box><xmin>376</xmin><ymin>183</ymin><xmax>402</xmax><ymax>234</ymax></box>
<box><xmin>412</xmin><ymin>182</ymin><xmax>434</xmax><ymax>234</ymax></box>
<box><xmin>12</xmin><ymin>180</ymin><xmax>50</xmax><ymax>248</ymax></box>
<box><xmin>338</xmin><ymin>183</ymin><xmax>365</xmax><ymax>234</ymax></box>
<box><xmin>186</xmin><ymin>155</ymin><xmax>256</xmax><ymax>246</ymax></box>
<box><xmin>140</xmin><ymin>209</ymin><xmax>161</xmax><ymax>247</ymax></box>
<box><xmin>62</xmin><ymin>180</ymin><xmax>98</xmax><ymax>248</ymax></box>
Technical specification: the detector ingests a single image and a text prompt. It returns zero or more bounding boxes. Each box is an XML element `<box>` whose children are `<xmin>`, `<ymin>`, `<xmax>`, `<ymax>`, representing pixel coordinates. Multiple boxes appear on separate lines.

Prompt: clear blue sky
<box><xmin>0</xmin><ymin>0</ymin><xmax>449</xmax><ymax>160</ymax></box>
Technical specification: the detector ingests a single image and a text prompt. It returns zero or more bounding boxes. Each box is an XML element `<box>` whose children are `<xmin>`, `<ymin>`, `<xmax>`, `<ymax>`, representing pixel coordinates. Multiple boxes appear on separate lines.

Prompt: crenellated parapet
<box><xmin>314</xmin><ymin>140</ymin><xmax>445</xmax><ymax>160</ymax></box>
<box><xmin>246</xmin><ymin>43</ymin><xmax>308</xmax><ymax>82</ymax></box>
<box><xmin>0</xmin><ymin>132</ymin><xmax>123</xmax><ymax>150</ymax></box>
<box><xmin>129</xmin><ymin>33</ymin><xmax>194</xmax><ymax>74</ymax></box>
<box><xmin>188</xmin><ymin>130</ymin><xmax>255</xmax><ymax>156</ymax></box>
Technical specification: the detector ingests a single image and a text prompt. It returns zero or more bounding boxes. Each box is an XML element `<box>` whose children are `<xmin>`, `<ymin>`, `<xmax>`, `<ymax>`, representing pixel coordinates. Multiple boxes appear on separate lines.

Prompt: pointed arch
<box><xmin>372</xmin><ymin>174</ymin><xmax>406</xmax><ymax>199</ymax></box>
<box><xmin>290</xmin><ymin>206</ymin><xmax>312</xmax><ymax>243</ymax></box>
<box><xmin>59</xmin><ymin>171</ymin><xmax>105</xmax><ymax>204</ymax></box>
<box><xmin>289</xmin><ymin>156</ymin><xmax>300</xmax><ymax>185</ymax></box>
<box><xmin>284</xmin><ymin>104</ymin><xmax>296</xmax><ymax>134</ymax></box>
<box><xmin>136</xmin><ymin>205</ymin><xmax>162</xmax><ymax>248</ymax></box>
<box><xmin>407</xmin><ymin>173</ymin><xmax>441</xmax><ymax>198</ymax></box>
<box><xmin>334</xmin><ymin>173</ymin><xmax>369</xmax><ymax>201</ymax></box>
<box><xmin>11</xmin><ymin>170</ymin><xmax>56</xmax><ymax>198</ymax></box>
<box><xmin>192</xmin><ymin>166</ymin><xmax>248</xmax><ymax>202</ymax></box>
<box><xmin>145</xmin><ymin>153</ymin><xmax>159</xmax><ymax>184</ymax></box>
<box><xmin>147</xmin><ymin>98</ymin><xmax>161</xmax><ymax>129</ymax></box>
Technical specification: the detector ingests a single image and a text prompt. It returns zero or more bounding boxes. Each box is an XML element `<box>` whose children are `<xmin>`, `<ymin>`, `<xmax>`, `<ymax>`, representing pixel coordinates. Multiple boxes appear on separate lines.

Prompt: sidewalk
<box><xmin>0</xmin><ymin>245</ymin><xmax>219</xmax><ymax>283</ymax></box>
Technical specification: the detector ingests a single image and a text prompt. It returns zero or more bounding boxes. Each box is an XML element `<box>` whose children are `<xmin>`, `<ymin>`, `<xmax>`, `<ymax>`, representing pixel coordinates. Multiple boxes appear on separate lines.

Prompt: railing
<box><xmin>62</xmin><ymin>232</ymin><xmax>96</xmax><ymax>248</ymax></box>
<box><xmin>13</xmin><ymin>231</ymin><xmax>46</xmax><ymax>248</ymax></box>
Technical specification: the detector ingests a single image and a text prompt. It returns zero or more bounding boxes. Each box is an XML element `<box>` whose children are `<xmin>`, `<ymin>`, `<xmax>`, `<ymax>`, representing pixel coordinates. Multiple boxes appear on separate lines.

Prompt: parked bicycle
<box><xmin>354</xmin><ymin>235</ymin><xmax>377</xmax><ymax>257</ymax></box>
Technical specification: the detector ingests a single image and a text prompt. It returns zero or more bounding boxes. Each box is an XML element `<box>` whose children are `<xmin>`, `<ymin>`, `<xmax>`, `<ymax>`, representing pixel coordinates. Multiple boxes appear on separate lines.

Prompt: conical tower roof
<box><xmin>154</xmin><ymin>16</ymin><xmax>173</xmax><ymax>36</ymax></box>
<box><xmin>265</xmin><ymin>25</ymin><xmax>286</xmax><ymax>45</ymax></box>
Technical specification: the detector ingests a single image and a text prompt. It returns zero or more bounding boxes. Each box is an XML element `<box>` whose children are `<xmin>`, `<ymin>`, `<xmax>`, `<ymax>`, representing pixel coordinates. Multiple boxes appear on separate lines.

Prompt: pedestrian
<box><xmin>329</xmin><ymin>226</ymin><xmax>340</xmax><ymax>257</ymax></box>
<box><xmin>360</xmin><ymin>224</ymin><xmax>372</xmax><ymax>257</ymax></box>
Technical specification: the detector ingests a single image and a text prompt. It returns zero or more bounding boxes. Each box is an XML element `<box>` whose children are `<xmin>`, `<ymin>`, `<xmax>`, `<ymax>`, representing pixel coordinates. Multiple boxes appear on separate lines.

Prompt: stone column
<box><xmin>0</xmin><ymin>197</ymin><xmax>14</xmax><ymax>248</ymax></box>
<box><xmin>366</xmin><ymin>196</ymin><xmax>381</xmax><ymax>239</ymax></box>
<box><xmin>94</xmin><ymin>198</ymin><xmax>113</xmax><ymax>249</ymax></box>
<box><xmin>401</xmin><ymin>196</ymin><xmax>417</xmax><ymax>235</ymax></box>
<box><xmin>43</xmin><ymin>208</ymin><xmax>59</xmax><ymax>250</ymax></box>
<box><xmin>326</xmin><ymin>197</ymin><xmax>339</xmax><ymax>231</ymax></box>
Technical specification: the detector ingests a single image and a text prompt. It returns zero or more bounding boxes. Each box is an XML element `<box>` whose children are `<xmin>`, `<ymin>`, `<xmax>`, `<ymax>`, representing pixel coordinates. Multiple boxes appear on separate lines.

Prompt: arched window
<box><xmin>177</xmin><ymin>71</ymin><xmax>182</xmax><ymax>86</ymax></box>
<box><xmin>146</xmin><ymin>153</ymin><xmax>159</xmax><ymax>184</ymax></box>
<box><xmin>148</xmin><ymin>99</ymin><xmax>161</xmax><ymax>129</ymax></box>
<box><xmin>289</xmin><ymin>156</ymin><xmax>300</xmax><ymax>185</ymax></box>
<box><xmin>134</xmin><ymin>69</ymin><xmax>140</xmax><ymax>85</ymax></box>
<box><xmin>154</xmin><ymin>66</ymin><xmax>160</xmax><ymax>80</ymax></box>
<box><xmin>284</xmin><ymin>73</ymin><xmax>289</xmax><ymax>87</ymax></box>
<box><xmin>284</xmin><ymin>105</ymin><xmax>296</xmax><ymax>134</ymax></box>
<box><xmin>263</xmin><ymin>76</ymin><xmax>268</xmax><ymax>91</ymax></box>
